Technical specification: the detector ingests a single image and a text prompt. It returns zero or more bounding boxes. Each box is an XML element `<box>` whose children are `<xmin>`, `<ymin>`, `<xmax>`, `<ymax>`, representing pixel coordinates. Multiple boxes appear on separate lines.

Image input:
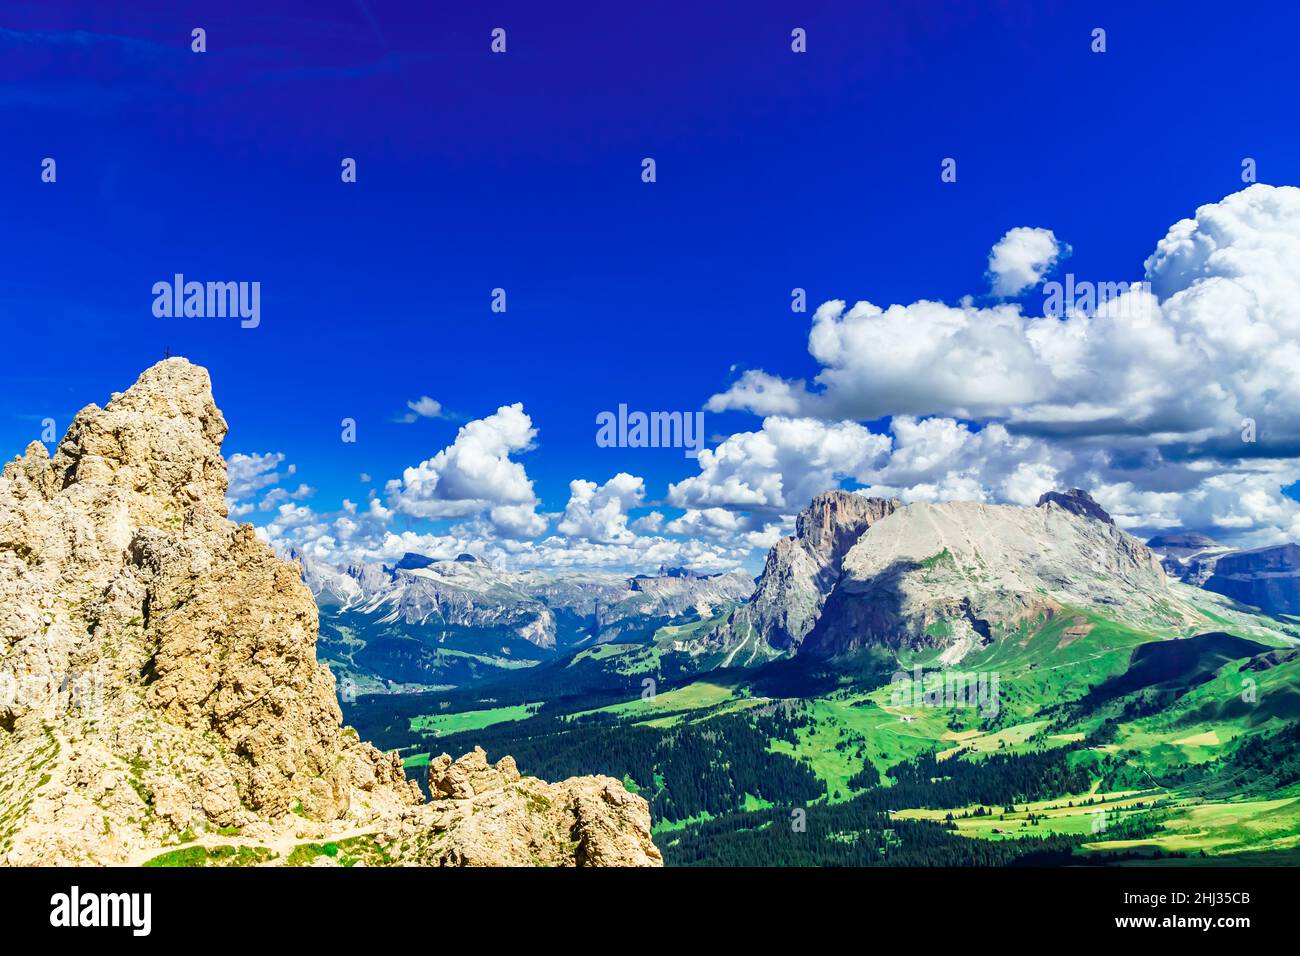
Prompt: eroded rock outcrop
<box><xmin>384</xmin><ymin>747</ymin><xmax>660</xmax><ymax>866</ymax></box>
<box><xmin>0</xmin><ymin>358</ymin><xmax>658</xmax><ymax>866</ymax></box>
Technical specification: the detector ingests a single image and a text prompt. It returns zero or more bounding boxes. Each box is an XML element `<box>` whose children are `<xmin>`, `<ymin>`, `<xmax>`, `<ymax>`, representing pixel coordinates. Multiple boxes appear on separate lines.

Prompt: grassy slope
<box><xmin>382</xmin><ymin>592</ymin><xmax>1300</xmax><ymax>861</ymax></box>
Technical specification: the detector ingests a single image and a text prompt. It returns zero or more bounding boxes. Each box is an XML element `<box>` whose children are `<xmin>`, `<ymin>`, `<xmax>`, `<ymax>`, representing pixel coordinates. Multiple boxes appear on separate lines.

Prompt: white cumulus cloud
<box><xmin>988</xmin><ymin>226</ymin><xmax>1064</xmax><ymax>296</ymax></box>
<box><xmin>556</xmin><ymin>473</ymin><xmax>646</xmax><ymax>544</ymax></box>
<box><xmin>668</xmin><ymin>416</ymin><xmax>891</xmax><ymax>513</ymax></box>
<box><xmin>385</xmin><ymin>403</ymin><xmax>545</xmax><ymax>538</ymax></box>
<box><xmin>394</xmin><ymin>395</ymin><xmax>448</xmax><ymax>423</ymax></box>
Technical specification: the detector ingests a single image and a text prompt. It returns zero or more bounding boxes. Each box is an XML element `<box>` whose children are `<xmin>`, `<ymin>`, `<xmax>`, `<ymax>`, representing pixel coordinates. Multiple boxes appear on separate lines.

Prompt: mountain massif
<box><xmin>0</xmin><ymin>359</ymin><xmax>659</xmax><ymax>866</ymax></box>
<box><xmin>685</xmin><ymin>487</ymin><xmax>1254</xmax><ymax>668</ymax></box>
<box><xmin>1152</xmin><ymin>533</ymin><xmax>1300</xmax><ymax>617</ymax></box>
<box><xmin>803</xmin><ymin>494</ymin><xmax>1178</xmax><ymax>659</ymax></box>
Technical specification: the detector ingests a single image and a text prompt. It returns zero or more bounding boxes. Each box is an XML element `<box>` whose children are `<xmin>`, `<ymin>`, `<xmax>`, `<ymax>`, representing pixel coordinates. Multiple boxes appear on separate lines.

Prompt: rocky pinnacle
<box><xmin>0</xmin><ymin>358</ymin><xmax>659</xmax><ymax>866</ymax></box>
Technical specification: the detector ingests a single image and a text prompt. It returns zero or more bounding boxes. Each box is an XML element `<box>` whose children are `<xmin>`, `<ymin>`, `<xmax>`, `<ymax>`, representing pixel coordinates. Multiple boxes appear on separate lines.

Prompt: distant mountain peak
<box><xmin>805</xmin><ymin>498</ymin><xmax>1171</xmax><ymax>658</ymax></box>
<box><xmin>1203</xmin><ymin>543</ymin><xmax>1300</xmax><ymax>616</ymax></box>
<box><xmin>1147</xmin><ymin>531</ymin><xmax>1220</xmax><ymax>550</ymax></box>
<box><xmin>656</xmin><ymin>565</ymin><xmax>704</xmax><ymax>579</ymax></box>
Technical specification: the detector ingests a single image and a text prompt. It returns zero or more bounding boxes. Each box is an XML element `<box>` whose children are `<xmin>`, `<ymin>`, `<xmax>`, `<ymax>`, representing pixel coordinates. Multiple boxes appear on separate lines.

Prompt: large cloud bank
<box><xmin>248</xmin><ymin>186</ymin><xmax>1300</xmax><ymax>571</ymax></box>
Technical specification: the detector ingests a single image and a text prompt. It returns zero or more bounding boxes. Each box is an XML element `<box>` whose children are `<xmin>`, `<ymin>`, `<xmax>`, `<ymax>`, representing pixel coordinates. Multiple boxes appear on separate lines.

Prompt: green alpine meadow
<box><xmin>332</xmin><ymin>489</ymin><xmax>1300</xmax><ymax>867</ymax></box>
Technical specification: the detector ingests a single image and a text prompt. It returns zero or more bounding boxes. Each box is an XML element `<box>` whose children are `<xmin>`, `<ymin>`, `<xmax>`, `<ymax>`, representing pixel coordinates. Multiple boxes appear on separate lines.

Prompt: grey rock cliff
<box><xmin>703</xmin><ymin>491</ymin><xmax>899</xmax><ymax>658</ymax></box>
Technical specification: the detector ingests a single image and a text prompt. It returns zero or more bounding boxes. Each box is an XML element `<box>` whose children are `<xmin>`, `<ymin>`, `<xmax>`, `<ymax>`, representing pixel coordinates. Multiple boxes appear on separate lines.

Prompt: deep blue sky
<box><xmin>3</xmin><ymin>1</ymin><xmax>1298</xmax><ymax>539</ymax></box>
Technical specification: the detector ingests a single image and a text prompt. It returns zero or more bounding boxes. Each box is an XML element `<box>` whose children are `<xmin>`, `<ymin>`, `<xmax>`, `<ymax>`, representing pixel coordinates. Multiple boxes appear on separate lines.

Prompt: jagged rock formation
<box><xmin>803</xmin><ymin>498</ymin><xmax>1188</xmax><ymax>659</ymax></box>
<box><xmin>390</xmin><ymin>747</ymin><xmax>659</xmax><ymax>866</ymax></box>
<box><xmin>0</xmin><ymin>359</ymin><xmax>658</xmax><ymax>866</ymax></box>
<box><xmin>1148</xmin><ymin>532</ymin><xmax>1222</xmax><ymax>561</ymax></box>
<box><xmin>1036</xmin><ymin>488</ymin><xmax>1114</xmax><ymax>525</ymax></box>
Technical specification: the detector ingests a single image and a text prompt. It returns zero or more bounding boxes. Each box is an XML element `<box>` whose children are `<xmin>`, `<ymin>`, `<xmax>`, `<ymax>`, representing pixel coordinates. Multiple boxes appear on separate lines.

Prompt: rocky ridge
<box><xmin>289</xmin><ymin>547</ymin><xmax>753</xmax><ymax>653</ymax></box>
<box><xmin>0</xmin><ymin>359</ymin><xmax>659</xmax><ymax>866</ymax></box>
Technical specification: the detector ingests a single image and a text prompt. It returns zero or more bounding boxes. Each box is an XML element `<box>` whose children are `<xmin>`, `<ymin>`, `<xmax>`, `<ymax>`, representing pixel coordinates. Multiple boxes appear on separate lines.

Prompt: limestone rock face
<box><xmin>803</xmin><ymin>499</ymin><xmax>1188</xmax><ymax>659</ymax></box>
<box><xmin>702</xmin><ymin>492</ymin><xmax>898</xmax><ymax>660</ymax></box>
<box><xmin>0</xmin><ymin>359</ymin><xmax>658</xmax><ymax>867</ymax></box>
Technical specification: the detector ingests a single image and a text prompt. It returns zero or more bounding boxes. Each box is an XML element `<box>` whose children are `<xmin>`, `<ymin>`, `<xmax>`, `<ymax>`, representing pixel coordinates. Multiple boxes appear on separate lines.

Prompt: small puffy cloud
<box><xmin>665</xmin><ymin>507</ymin><xmax>790</xmax><ymax>550</ymax></box>
<box><xmin>226</xmin><ymin>452</ymin><xmax>308</xmax><ymax>517</ymax></box>
<box><xmin>556</xmin><ymin>473</ymin><xmax>646</xmax><ymax>544</ymax></box>
<box><xmin>262</xmin><ymin>501</ymin><xmax>326</xmax><ymax>544</ymax></box>
<box><xmin>487</xmin><ymin>503</ymin><xmax>549</xmax><ymax>539</ymax></box>
<box><xmin>988</xmin><ymin>226</ymin><xmax>1064</xmax><ymax>296</ymax></box>
<box><xmin>227</xmin><ymin>452</ymin><xmax>294</xmax><ymax>501</ymax></box>
<box><xmin>705</xmin><ymin>369</ymin><xmax>805</xmax><ymax>416</ymax></box>
<box><xmin>386</xmin><ymin>403</ymin><xmax>541</xmax><ymax>525</ymax></box>
<box><xmin>665</xmin><ymin>506</ymin><xmax>751</xmax><ymax>537</ymax></box>
<box><xmin>394</xmin><ymin>395</ymin><xmax>448</xmax><ymax>423</ymax></box>
<box><xmin>259</xmin><ymin>483</ymin><xmax>315</xmax><ymax>510</ymax></box>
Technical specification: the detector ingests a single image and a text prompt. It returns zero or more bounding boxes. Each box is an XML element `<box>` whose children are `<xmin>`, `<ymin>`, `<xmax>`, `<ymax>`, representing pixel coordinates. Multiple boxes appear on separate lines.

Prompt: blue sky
<box><xmin>3</xmin><ymin>1</ymin><xmax>1300</xmax><ymax>571</ymax></box>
